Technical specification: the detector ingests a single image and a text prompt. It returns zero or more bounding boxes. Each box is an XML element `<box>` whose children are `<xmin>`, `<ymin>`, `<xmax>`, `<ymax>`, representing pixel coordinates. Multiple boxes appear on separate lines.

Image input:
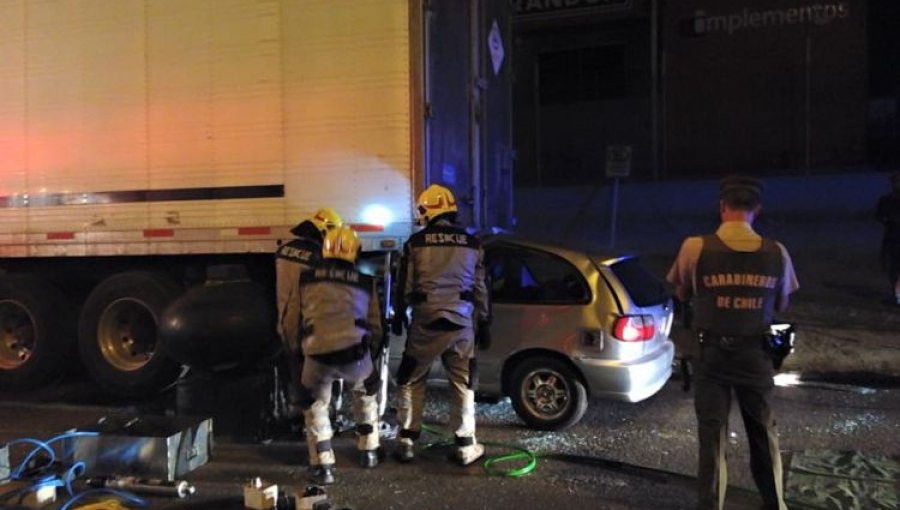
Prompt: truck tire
<box><xmin>509</xmin><ymin>355</ymin><xmax>588</xmax><ymax>431</ymax></box>
<box><xmin>78</xmin><ymin>271</ymin><xmax>182</xmax><ymax>397</ymax></box>
<box><xmin>0</xmin><ymin>275</ymin><xmax>75</xmax><ymax>390</ymax></box>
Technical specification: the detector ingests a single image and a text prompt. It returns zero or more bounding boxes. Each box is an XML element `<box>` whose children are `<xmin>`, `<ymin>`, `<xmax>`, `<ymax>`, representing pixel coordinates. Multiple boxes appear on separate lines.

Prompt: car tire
<box><xmin>0</xmin><ymin>275</ymin><xmax>75</xmax><ymax>390</ymax></box>
<box><xmin>509</xmin><ymin>356</ymin><xmax>588</xmax><ymax>431</ymax></box>
<box><xmin>78</xmin><ymin>271</ymin><xmax>182</xmax><ymax>397</ymax></box>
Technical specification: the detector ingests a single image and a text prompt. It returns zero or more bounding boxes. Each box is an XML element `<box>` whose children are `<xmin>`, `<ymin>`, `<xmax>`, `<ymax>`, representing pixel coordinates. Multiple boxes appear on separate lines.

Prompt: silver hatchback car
<box><xmin>388</xmin><ymin>233</ymin><xmax>675</xmax><ymax>430</ymax></box>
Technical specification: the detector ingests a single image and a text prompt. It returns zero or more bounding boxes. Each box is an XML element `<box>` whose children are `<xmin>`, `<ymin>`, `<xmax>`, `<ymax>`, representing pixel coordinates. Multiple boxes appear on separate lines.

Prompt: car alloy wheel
<box><xmin>509</xmin><ymin>356</ymin><xmax>588</xmax><ymax>430</ymax></box>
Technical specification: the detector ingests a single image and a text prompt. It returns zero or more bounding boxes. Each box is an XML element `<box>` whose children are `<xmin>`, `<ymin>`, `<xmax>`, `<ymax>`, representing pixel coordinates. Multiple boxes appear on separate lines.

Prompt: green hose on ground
<box><xmin>420</xmin><ymin>424</ymin><xmax>538</xmax><ymax>478</ymax></box>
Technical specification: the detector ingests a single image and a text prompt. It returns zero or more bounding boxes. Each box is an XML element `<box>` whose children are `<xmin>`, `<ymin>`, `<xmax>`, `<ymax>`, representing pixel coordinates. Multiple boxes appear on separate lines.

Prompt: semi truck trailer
<box><xmin>0</xmin><ymin>0</ymin><xmax>513</xmax><ymax>398</ymax></box>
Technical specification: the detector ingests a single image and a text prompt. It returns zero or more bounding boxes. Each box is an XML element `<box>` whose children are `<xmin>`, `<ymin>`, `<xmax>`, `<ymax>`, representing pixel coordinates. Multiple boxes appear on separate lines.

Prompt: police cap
<box><xmin>719</xmin><ymin>175</ymin><xmax>762</xmax><ymax>199</ymax></box>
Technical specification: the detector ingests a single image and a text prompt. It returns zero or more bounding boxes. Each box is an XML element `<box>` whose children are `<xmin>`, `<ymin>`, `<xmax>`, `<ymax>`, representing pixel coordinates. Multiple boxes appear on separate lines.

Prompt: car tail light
<box><xmin>612</xmin><ymin>315</ymin><xmax>656</xmax><ymax>342</ymax></box>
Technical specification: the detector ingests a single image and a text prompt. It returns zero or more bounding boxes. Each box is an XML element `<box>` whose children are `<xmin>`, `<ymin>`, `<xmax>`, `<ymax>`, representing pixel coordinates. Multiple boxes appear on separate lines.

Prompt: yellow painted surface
<box><xmin>0</xmin><ymin>0</ymin><xmax>413</xmax><ymax>242</ymax></box>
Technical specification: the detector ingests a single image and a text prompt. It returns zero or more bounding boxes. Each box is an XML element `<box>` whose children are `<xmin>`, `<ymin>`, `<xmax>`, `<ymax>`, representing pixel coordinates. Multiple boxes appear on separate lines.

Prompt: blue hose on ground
<box><xmin>1</xmin><ymin>431</ymin><xmax>146</xmax><ymax>510</ymax></box>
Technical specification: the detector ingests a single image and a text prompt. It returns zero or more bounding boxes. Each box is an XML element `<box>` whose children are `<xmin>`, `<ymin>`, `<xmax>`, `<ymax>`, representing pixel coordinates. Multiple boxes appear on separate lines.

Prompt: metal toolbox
<box><xmin>60</xmin><ymin>415</ymin><xmax>212</xmax><ymax>481</ymax></box>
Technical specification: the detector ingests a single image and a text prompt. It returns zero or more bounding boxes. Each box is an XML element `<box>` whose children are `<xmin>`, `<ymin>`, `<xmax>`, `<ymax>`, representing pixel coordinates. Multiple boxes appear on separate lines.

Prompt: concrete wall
<box><xmin>663</xmin><ymin>0</ymin><xmax>867</xmax><ymax>175</ymax></box>
<box><xmin>513</xmin><ymin>171</ymin><xmax>893</xmax><ymax>255</ymax></box>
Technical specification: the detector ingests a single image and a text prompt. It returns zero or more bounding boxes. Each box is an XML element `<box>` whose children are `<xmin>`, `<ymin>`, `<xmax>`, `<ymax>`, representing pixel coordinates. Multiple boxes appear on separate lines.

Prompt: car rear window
<box><xmin>609</xmin><ymin>257</ymin><xmax>670</xmax><ymax>307</ymax></box>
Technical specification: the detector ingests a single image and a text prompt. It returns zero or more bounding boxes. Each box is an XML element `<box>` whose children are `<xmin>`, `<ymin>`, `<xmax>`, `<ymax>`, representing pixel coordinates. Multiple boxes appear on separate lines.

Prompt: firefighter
<box><xmin>667</xmin><ymin>176</ymin><xmax>798</xmax><ymax>510</ymax></box>
<box><xmin>392</xmin><ymin>184</ymin><xmax>490</xmax><ymax>466</ymax></box>
<box><xmin>274</xmin><ymin>208</ymin><xmax>342</xmax><ymax>427</ymax></box>
<box><xmin>297</xmin><ymin>225</ymin><xmax>384</xmax><ymax>485</ymax></box>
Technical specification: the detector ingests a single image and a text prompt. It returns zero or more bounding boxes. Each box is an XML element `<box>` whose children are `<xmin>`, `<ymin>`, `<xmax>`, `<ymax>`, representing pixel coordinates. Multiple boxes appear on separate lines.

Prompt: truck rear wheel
<box><xmin>78</xmin><ymin>271</ymin><xmax>182</xmax><ymax>397</ymax></box>
<box><xmin>0</xmin><ymin>275</ymin><xmax>75</xmax><ymax>390</ymax></box>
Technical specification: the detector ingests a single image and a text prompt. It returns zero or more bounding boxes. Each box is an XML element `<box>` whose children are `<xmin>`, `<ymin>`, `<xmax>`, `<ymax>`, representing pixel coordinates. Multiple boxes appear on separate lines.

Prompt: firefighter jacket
<box><xmin>299</xmin><ymin>260</ymin><xmax>383</xmax><ymax>361</ymax></box>
<box><xmin>396</xmin><ymin>218</ymin><xmax>489</xmax><ymax>328</ymax></box>
<box><xmin>693</xmin><ymin>234</ymin><xmax>783</xmax><ymax>336</ymax></box>
<box><xmin>275</xmin><ymin>235</ymin><xmax>321</xmax><ymax>354</ymax></box>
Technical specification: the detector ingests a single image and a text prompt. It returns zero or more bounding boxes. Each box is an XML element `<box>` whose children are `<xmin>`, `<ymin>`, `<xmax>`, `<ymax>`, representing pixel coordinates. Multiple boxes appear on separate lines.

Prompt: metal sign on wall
<box><xmin>513</xmin><ymin>0</ymin><xmax>633</xmax><ymax>21</ymax></box>
<box><xmin>605</xmin><ymin>145</ymin><xmax>632</xmax><ymax>178</ymax></box>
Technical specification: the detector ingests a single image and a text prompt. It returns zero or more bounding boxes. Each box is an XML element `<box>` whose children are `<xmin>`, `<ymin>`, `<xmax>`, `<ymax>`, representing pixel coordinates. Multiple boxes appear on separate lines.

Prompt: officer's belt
<box><xmin>302</xmin><ymin>318</ymin><xmax>369</xmax><ymax>337</ymax></box>
<box><xmin>408</xmin><ymin>290</ymin><xmax>474</xmax><ymax>304</ymax></box>
<box><xmin>698</xmin><ymin>330</ymin><xmax>765</xmax><ymax>349</ymax></box>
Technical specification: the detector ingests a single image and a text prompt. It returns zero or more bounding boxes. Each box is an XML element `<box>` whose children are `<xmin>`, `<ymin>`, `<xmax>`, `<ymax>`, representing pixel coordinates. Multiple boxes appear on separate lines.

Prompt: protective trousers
<box><xmin>301</xmin><ymin>356</ymin><xmax>379</xmax><ymax>467</ymax></box>
<box><xmin>694</xmin><ymin>378</ymin><xmax>786</xmax><ymax>510</ymax></box>
<box><xmin>397</xmin><ymin>319</ymin><xmax>477</xmax><ymax>449</ymax></box>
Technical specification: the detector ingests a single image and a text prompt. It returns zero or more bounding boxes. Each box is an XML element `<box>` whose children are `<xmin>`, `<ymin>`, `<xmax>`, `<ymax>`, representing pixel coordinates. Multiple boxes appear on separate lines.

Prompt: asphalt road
<box><xmin>2</xmin><ymin>372</ymin><xmax>898</xmax><ymax>510</ymax></box>
<box><xmin>3</xmin><ymin>240</ymin><xmax>899</xmax><ymax>510</ymax></box>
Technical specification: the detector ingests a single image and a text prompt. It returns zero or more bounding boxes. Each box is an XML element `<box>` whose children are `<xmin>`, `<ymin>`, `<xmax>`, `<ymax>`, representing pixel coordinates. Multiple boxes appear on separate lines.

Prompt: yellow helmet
<box><xmin>309</xmin><ymin>207</ymin><xmax>343</xmax><ymax>237</ymax></box>
<box><xmin>322</xmin><ymin>225</ymin><xmax>361</xmax><ymax>263</ymax></box>
<box><xmin>415</xmin><ymin>184</ymin><xmax>457</xmax><ymax>225</ymax></box>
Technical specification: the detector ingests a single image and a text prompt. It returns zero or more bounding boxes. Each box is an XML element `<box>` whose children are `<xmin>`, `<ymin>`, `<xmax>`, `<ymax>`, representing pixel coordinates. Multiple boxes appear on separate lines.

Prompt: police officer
<box><xmin>667</xmin><ymin>176</ymin><xmax>798</xmax><ymax>510</ymax></box>
<box><xmin>876</xmin><ymin>172</ymin><xmax>900</xmax><ymax>306</ymax></box>
<box><xmin>392</xmin><ymin>184</ymin><xmax>490</xmax><ymax>466</ymax></box>
<box><xmin>275</xmin><ymin>208</ymin><xmax>342</xmax><ymax>425</ymax></box>
<box><xmin>297</xmin><ymin>225</ymin><xmax>384</xmax><ymax>485</ymax></box>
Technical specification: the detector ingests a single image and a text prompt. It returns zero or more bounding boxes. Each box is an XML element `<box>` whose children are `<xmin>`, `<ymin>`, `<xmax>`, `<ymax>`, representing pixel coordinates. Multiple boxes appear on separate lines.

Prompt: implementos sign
<box><xmin>692</xmin><ymin>3</ymin><xmax>850</xmax><ymax>35</ymax></box>
<box><xmin>514</xmin><ymin>0</ymin><xmax>632</xmax><ymax>20</ymax></box>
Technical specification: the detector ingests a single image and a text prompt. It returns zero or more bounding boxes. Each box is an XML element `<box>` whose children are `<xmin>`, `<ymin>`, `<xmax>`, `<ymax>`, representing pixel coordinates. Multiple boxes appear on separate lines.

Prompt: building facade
<box><xmin>513</xmin><ymin>0</ymin><xmax>883</xmax><ymax>185</ymax></box>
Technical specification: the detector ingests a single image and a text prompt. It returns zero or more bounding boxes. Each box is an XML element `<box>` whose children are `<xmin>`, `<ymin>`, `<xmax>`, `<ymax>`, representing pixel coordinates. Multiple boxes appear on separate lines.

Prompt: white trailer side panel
<box><xmin>281</xmin><ymin>0</ymin><xmax>413</xmax><ymax>233</ymax></box>
<box><xmin>0</xmin><ymin>1</ymin><xmax>27</xmax><ymax>238</ymax></box>
<box><xmin>0</xmin><ymin>0</ymin><xmax>413</xmax><ymax>256</ymax></box>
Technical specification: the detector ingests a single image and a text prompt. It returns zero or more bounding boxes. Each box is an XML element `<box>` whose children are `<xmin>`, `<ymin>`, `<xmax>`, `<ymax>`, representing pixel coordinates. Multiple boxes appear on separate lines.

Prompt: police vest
<box><xmin>299</xmin><ymin>263</ymin><xmax>374</xmax><ymax>357</ymax></box>
<box><xmin>693</xmin><ymin>235</ymin><xmax>783</xmax><ymax>336</ymax></box>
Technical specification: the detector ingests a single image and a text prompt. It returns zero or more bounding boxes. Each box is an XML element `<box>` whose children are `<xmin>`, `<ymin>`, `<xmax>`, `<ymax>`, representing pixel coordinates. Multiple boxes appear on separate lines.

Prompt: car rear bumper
<box><xmin>575</xmin><ymin>339</ymin><xmax>675</xmax><ymax>403</ymax></box>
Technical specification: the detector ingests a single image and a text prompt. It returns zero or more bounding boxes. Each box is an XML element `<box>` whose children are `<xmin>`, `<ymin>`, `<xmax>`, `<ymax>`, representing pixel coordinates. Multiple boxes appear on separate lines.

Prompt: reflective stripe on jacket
<box><xmin>299</xmin><ymin>261</ymin><xmax>382</xmax><ymax>356</ymax></box>
<box><xmin>398</xmin><ymin>219</ymin><xmax>489</xmax><ymax>327</ymax></box>
<box><xmin>275</xmin><ymin>236</ymin><xmax>321</xmax><ymax>351</ymax></box>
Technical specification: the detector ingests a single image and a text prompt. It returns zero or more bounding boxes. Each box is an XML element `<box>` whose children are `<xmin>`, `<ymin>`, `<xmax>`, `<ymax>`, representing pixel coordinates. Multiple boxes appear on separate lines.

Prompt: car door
<box><xmin>479</xmin><ymin>242</ymin><xmax>592</xmax><ymax>394</ymax></box>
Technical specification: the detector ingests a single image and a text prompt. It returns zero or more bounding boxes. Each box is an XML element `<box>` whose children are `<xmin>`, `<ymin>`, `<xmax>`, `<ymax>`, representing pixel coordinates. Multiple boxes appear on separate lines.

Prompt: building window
<box><xmin>539</xmin><ymin>45</ymin><xmax>626</xmax><ymax>105</ymax></box>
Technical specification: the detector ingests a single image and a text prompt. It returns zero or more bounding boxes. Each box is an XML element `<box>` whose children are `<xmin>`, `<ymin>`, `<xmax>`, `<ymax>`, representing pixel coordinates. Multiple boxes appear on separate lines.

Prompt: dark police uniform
<box><xmin>394</xmin><ymin>217</ymin><xmax>489</xmax><ymax>462</ymax></box>
<box><xmin>298</xmin><ymin>259</ymin><xmax>383</xmax><ymax>473</ymax></box>
<box><xmin>695</xmin><ymin>234</ymin><xmax>783</xmax><ymax>509</ymax></box>
<box><xmin>876</xmin><ymin>174</ymin><xmax>900</xmax><ymax>305</ymax></box>
<box><xmin>669</xmin><ymin>220</ymin><xmax>797</xmax><ymax>510</ymax></box>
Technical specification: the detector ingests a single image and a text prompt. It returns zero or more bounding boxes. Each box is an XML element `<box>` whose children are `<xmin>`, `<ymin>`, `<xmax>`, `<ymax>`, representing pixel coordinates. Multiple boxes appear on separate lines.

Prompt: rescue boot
<box><xmin>307</xmin><ymin>464</ymin><xmax>335</xmax><ymax>485</ymax></box>
<box><xmin>394</xmin><ymin>440</ymin><xmax>416</xmax><ymax>463</ymax></box>
<box><xmin>452</xmin><ymin>441</ymin><xmax>485</xmax><ymax>467</ymax></box>
<box><xmin>359</xmin><ymin>448</ymin><xmax>383</xmax><ymax>469</ymax></box>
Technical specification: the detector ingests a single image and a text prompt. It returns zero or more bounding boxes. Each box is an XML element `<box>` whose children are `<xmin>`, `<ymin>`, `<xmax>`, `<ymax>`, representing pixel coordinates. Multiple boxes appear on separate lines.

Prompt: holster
<box><xmin>764</xmin><ymin>324</ymin><xmax>796</xmax><ymax>370</ymax></box>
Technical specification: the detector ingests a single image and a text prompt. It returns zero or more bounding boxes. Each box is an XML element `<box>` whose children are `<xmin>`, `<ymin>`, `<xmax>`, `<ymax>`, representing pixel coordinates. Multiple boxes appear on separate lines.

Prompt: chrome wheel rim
<box><xmin>97</xmin><ymin>298</ymin><xmax>158</xmax><ymax>371</ymax></box>
<box><xmin>521</xmin><ymin>368</ymin><xmax>571</xmax><ymax>420</ymax></box>
<box><xmin>0</xmin><ymin>300</ymin><xmax>35</xmax><ymax>370</ymax></box>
